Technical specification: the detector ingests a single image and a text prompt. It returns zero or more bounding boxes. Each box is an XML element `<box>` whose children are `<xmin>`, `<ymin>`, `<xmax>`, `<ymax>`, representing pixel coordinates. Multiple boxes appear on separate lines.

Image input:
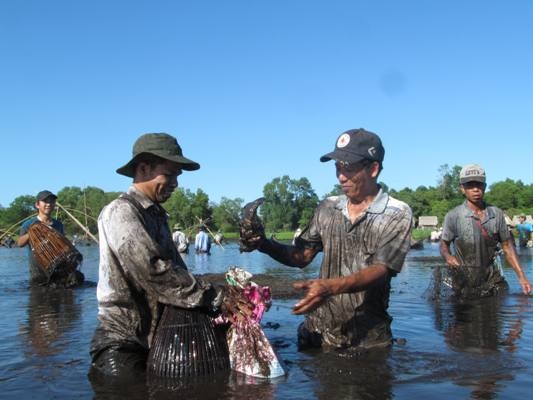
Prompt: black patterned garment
<box><xmin>295</xmin><ymin>188</ymin><xmax>413</xmax><ymax>349</ymax></box>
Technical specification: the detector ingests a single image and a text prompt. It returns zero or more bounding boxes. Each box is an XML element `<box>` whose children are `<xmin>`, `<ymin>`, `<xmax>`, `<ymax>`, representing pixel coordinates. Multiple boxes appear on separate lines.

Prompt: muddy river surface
<box><xmin>1</xmin><ymin>242</ymin><xmax>533</xmax><ymax>399</ymax></box>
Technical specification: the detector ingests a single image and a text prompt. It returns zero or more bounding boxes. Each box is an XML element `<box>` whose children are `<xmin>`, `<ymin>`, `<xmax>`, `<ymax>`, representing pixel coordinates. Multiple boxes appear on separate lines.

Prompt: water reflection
<box><xmin>21</xmin><ymin>286</ymin><xmax>82</xmax><ymax>358</ymax></box>
<box><xmin>428</xmin><ymin>275</ymin><xmax>530</xmax><ymax>399</ymax></box>
<box><xmin>299</xmin><ymin>348</ymin><xmax>393</xmax><ymax>400</ymax></box>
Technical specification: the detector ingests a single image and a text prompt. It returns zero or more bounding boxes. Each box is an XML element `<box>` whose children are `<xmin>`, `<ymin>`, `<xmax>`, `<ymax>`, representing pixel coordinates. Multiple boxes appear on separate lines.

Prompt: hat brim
<box><xmin>36</xmin><ymin>194</ymin><xmax>57</xmax><ymax>202</ymax></box>
<box><xmin>116</xmin><ymin>152</ymin><xmax>200</xmax><ymax>177</ymax></box>
<box><xmin>320</xmin><ymin>149</ymin><xmax>367</xmax><ymax>163</ymax></box>
<box><xmin>460</xmin><ymin>177</ymin><xmax>486</xmax><ymax>184</ymax></box>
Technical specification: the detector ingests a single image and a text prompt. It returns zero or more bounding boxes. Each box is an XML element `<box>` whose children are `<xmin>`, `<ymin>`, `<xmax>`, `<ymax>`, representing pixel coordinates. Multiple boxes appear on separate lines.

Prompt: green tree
<box><xmin>0</xmin><ymin>195</ymin><xmax>35</xmax><ymax>232</ymax></box>
<box><xmin>261</xmin><ymin>176</ymin><xmax>318</xmax><ymax>231</ymax></box>
<box><xmin>211</xmin><ymin>197</ymin><xmax>243</xmax><ymax>232</ymax></box>
<box><xmin>290</xmin><ymin>177</ymin><xmax>319</xmax><ymax>228</ymax></box>
<box><xmin>437</xmin><ymin>164</ymin><xmax>462</xmax><ymax>201</ymax></box>
<box><xmin>485</xmin><ymin>179</ymin><xmax>523</xmax><ymax>211</ymax></box>
<box><xmin>164</xmin><ymin>188</ymin><xmax>212</xmax><ymax>232</ymax></box>
<box><xmin>262</xmin><ymin>176</ymin><xmax>296</xmax><ymax>231</ymax></box>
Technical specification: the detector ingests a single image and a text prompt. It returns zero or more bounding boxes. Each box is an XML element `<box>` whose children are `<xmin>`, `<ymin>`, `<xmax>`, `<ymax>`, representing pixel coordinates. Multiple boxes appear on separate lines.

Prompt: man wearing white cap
<box><xmin>440</xmin><ymin>164</ymin><xmax>531</xmax><ymax>297</ymax></box>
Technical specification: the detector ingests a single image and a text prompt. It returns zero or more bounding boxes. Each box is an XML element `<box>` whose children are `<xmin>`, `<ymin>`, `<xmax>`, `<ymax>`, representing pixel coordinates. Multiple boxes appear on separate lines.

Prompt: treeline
<box><xmin>1</xmin><ymin>165</ymin><xmax>531</xmax><ymax>239</ymax></box>
<box><xmin>0</xmin><ymin>176</ymin><xmax>320</xmax><ymax>239</ymax></box>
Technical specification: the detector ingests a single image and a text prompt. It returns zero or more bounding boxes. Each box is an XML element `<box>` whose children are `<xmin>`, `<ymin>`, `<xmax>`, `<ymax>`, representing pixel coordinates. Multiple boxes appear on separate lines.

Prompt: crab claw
<box><xmin>239</xmin><ymin>197</ymin><xmax>265</xmax><ymax>252</ymax></box>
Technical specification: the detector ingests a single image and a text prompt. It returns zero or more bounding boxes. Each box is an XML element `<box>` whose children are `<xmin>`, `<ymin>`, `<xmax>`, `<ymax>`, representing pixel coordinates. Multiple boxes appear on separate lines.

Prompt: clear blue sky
<box><xmin>1</xmin><ymin>1</ymin><xmax>532</xmax><ymax>208</ymax></box>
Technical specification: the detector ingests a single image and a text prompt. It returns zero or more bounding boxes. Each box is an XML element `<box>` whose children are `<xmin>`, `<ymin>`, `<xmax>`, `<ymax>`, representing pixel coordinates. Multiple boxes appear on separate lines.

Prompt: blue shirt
<box><xmin>516</xmin><ymin>222</ymin><xmax>532</xmax><ymax>241</ymax></box>
<box><xmin>194</xmin><ymin>230</ymin><xmax>211</xmax><ymax>253</ymax></box>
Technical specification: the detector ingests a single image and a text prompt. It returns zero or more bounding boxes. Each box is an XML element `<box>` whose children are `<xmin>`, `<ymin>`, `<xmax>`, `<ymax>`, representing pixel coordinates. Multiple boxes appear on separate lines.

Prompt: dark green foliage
<box><xmin>211</xmin><ymin>197</ymin><xmax>243</xmax><ymax>233</ymax></box>
<box><xmin>1</xmin><ymin>165</ymin><xmax>531</xmax><ymax>238</ymax></box>
<box><xmin>163</xmin><ymin>188</ymin><xmax>213</xmax><ymax>233</ymax></box>
<box><xmin>0</xmin><ymin>195</ymin><xmax>36</xmax><ymax>231</ymax></box>
<box><xmin>261</xmin><ymin>176</ymin><xmax>318</xmax><ymax>231</ymax></box>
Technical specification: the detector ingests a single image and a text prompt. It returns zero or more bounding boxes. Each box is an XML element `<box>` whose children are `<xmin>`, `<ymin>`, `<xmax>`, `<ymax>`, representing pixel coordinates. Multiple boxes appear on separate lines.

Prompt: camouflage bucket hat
<box><xmin>116</xmin><ymin>133</ymin><xmax>200</xmax><ymax>177</ymax></box>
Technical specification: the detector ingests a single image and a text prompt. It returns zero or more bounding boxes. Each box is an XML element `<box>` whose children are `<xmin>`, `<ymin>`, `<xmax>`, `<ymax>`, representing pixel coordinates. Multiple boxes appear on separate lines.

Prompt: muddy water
<box><xmin>1</xmin><ymin>242</ymin><xmax>532</xmax><ymax>399</ymax></box>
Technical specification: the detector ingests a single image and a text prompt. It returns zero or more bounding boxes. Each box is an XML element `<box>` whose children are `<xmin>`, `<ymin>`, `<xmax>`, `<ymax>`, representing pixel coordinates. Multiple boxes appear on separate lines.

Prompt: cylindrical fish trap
<box><xmin>28</xmin><ymin>222</ymin><xmax>83</xmax><ymax>281</ymax></box>
<box><xmin>147</xmin><ymin>306</ymin><xmax>230</xmax><ymax>379</ymax></box>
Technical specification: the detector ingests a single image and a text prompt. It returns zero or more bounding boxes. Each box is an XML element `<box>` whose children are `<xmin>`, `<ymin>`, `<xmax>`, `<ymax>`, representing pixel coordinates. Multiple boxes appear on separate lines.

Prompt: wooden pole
<box><xmin>0</xmin><ymin>213</ymin><xmax>37</xmax><ymax>241</ymax></box>
<box><xmin>56</xmin><ymin>202</ymin><xmax>99</xmax><ymax>244</ymax></box>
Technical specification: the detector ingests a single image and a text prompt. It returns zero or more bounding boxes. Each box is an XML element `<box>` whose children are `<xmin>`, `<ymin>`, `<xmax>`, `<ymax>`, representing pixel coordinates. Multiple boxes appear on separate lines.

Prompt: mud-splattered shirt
<box><xmin>295</xmin><ymin>189</ymin><xmax>413</xmax><ymax>349</ymax></box>
<box><xmin>90</xmin><ymin>186</ymin><xmax>222</xmax><ymax>358</ymax></box>
<box><xmin>441</xmin><ymin>201</ymin><xmax>509</xmax><ymax>288</ymax></box>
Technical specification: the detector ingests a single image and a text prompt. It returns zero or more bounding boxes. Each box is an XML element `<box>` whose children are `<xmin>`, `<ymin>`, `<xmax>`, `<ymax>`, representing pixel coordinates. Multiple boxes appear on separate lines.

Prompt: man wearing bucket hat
<box><xmin>240</xmin><ymin>128</ymin><xmax>413</xmax><ymax>350</ymax></box>
<box><xmin>90</xmin><ymin>133</ymin><xmax>230</xmax><ymax>377</ymax></box>
<box><xmin>440</xmin><ymin>164</ymin><xmax>531</xmax><ymax>297</ymax></box>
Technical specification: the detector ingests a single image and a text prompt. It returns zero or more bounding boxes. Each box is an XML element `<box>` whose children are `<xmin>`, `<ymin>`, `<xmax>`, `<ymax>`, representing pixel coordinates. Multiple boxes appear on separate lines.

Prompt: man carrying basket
<box><xmin>18</xmin><ymin>190</ymin><xmax>84</xmax><ymax>287</ymax></box>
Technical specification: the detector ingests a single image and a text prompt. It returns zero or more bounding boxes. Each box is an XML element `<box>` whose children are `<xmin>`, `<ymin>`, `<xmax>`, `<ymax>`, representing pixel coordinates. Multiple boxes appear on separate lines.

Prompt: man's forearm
<box><xmin>258</xmin><ymin>238</ymin><xmax>309</xmax><ymax>268</ymax></box>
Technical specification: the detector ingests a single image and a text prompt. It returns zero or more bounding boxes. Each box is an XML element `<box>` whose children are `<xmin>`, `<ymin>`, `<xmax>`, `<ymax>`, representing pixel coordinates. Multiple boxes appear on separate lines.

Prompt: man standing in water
<box><xmin>18</xmin><ymin>190</ymin><xmax>84</xmax><ymax>287</ymax></box>
<box><xmin>516</xmin><ymin>215</ymin><xmax>532</xmax><ymax>248</ymax></box>
<box><xmin>439</xmin><ymin>164</ymin><xmax>531</xmax><ymax>297</ymax></box>
<box><xmin>90</xmin><ymin>133</ymin><xmax>226</xmax><ymax>377</ymax></box>
<box><xmin>172</xmin><ymin>223</ymin><xmax>189</xmax><ymax>253</ymax></box>
<box><xmin>241</xmin><ymin>128</ymin><xmax>413</xmax><ymax>350</ymax></box>
<box><xmin>195</xmin><ymin>225</ymin><xmax>211</xmax><ymax>254</ymax></box>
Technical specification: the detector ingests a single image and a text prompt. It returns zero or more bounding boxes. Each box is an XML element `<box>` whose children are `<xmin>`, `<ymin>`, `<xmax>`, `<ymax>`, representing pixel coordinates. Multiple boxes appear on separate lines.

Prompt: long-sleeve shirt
<box><xmin>90</xmin><ymin>186</ymin><xmax>222</xmax><ymax>359</ymax></box>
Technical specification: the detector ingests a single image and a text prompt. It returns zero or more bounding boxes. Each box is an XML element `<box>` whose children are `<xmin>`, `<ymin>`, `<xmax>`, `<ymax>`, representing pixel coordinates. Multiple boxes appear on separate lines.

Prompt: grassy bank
<box><xmin>412</xmin><ymin>228</ymin><xmax>432</xmax><ymax>241</ymax></box>
<box><xmin>218</xmin><ymin>231</ymin><xmax>295</xmax><ymax>241</ymax></box>
<box><xmin>223</xmin><ymin>229</ymin><xmax>434</xmax><ymax>242</ymax></box>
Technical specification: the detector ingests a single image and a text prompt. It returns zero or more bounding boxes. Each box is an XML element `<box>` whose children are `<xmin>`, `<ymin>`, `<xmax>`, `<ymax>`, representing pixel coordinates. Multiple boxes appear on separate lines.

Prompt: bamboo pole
<box><xmin>56</xmin><ymin>202</ymin><xmax>99</xmax><ymax>244</ymax></box>
<box><xmin>0</xmin><ymin>213</ymin><xmax>37</xmax><ymax>241</ymax></box>
<box><xmin>60</xmin><ymin>206</ymin><xmax>98</xmax><ymax>222</ymax></box>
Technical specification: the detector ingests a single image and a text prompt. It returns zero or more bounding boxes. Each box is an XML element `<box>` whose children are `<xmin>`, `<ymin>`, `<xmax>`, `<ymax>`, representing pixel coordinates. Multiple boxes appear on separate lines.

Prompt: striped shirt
<box><xmin>296</xmin><ymin>188</ymin><xmax>413</xmax><ymax>348</ymax></box>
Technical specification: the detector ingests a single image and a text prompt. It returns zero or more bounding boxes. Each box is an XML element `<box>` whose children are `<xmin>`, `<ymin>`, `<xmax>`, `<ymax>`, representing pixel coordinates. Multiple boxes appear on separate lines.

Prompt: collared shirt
<box><xmin>295</xmin><ymin>188</ymin><xmax>413</xmax><ymax>348</ymax></box>
<box><xmin>20</xmin><ymin>216</ymin><xmax>64</xmax><ymax>283</ymax></box>
<box><xmin>91</xmin><ymin>186</ymin><xmax>222</xmax><ymax>358</ymax></box>
<box><xmin>442</xmin><ymin>201</ymin><xmax>509</xmax><ymax>269</ymax></box>
<box><xmin>442</xmin><ymin>201</ymin><xmax>511</xmax><ymax>297</ymax></box>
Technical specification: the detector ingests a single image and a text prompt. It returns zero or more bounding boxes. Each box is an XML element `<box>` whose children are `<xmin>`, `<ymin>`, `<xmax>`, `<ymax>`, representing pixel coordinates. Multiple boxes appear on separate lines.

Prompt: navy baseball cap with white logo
<box><xmin>320</xmin><ymin>128</ymin><xmax>385</xmax><ymax>164</ymax></box>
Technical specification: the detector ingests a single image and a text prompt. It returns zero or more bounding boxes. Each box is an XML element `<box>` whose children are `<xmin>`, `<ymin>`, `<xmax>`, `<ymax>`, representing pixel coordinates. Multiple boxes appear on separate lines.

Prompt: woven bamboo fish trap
<box><xmin>147</xmin><ymin>305</ymin><xmax>230</xmax><ymax>379</ymax></box>
<box><xmin>28</xmin><ymin>222</ymin><xmax>82</xmax><ymax>281</ymax></box>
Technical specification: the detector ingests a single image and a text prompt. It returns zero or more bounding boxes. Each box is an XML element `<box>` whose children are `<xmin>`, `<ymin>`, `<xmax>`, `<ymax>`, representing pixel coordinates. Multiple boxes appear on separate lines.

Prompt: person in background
<box><xmin>292</xmin><ymin>227</ymin><xmax>302</xmax><ymax>245</ymax></box>
<box><xmin>90</xmin><ymin>133</ymin><xmax>226</xmax><ymax>377</ymax></box>
<box><xmin>214</xmin><ymin>231</ymin><xmax>224</xmax><ymax>246</ymax></box>
<box><xmin>172</xmin><ymin>223</ymin><xmax>189</xmax><ymax>253</ymax></box>
<box><xmin>439</xmin><ymin>164</ymin><xmax>531</xmax><ymax>298</ymax></box>
<box><xmin>18</xmin><ymin>190</ymin><xmax>84</xmax><ymax>287</ymax></box>
<box><xmin>515</xmin><ymin>215</ymin><xmax>532</xmax><ymax>248</ymax></box>
<box><xmin>195</xmin><ymin>225</ymin><xmax>211</xmax><ymax>254</ymax></box>
<box><xmin>241</xmin><ymin>128</ymin><xmax>413</xmax><ymax>351</ymax></box>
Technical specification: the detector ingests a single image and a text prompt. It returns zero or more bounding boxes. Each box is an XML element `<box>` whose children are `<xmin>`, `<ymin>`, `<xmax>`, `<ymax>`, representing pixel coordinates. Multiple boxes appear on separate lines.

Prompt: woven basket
<box><xmin>28</xmin><ymin>222</ymin><xmax>82</xmax><ymax>280</ymax></box>
<box><xmin>147</xmin><ymin>306</ymin><xmax>230</xmax><ymax>379</ymax></box>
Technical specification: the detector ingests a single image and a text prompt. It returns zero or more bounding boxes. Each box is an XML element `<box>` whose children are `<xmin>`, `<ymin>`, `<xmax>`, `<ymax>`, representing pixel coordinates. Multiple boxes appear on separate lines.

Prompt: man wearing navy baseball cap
<box><xmin>240</xmin><ymin>128</ymin><xmax>413</xmax><ymax>351</ymax></box>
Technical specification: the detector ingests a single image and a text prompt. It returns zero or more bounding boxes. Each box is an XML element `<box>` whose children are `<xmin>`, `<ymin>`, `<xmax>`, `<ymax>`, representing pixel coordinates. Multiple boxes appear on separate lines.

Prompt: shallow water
<box><xmin>1</xmin><ymin>242</ymin><xmax>532</xmax><ymax>399</ymax></box>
